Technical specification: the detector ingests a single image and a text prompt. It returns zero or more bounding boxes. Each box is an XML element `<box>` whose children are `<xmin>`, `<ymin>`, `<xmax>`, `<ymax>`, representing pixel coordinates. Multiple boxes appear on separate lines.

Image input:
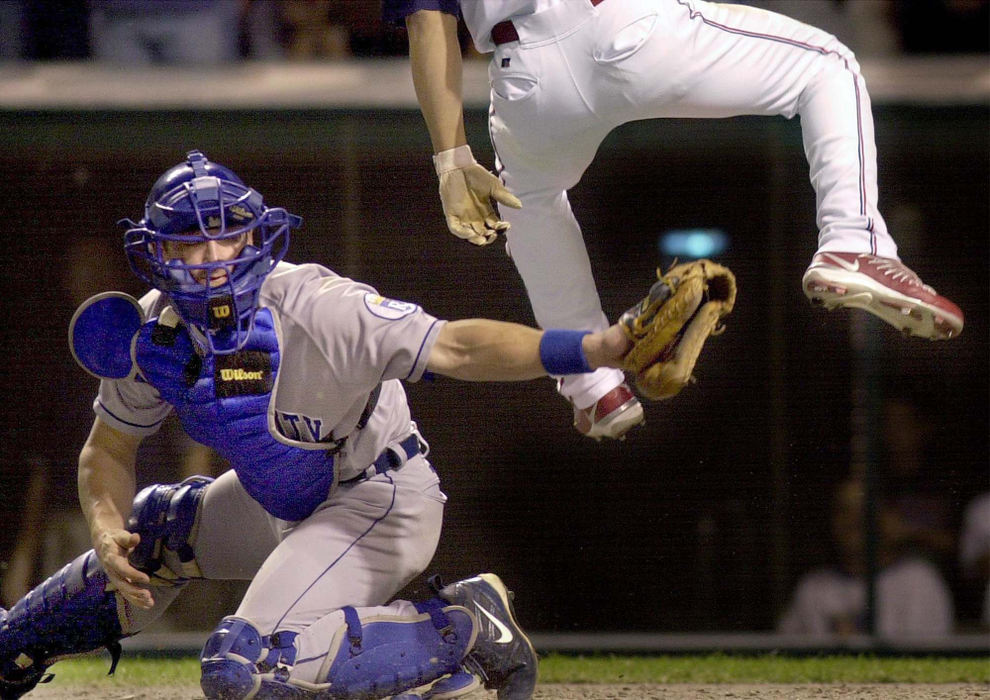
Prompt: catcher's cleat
<box><xmin>0</xmin><ymin>664</ymin><xmax>50</xmax><ymax>700</ymax></box>
<box><xmin>0</xmin><ymin>607</ymin><xmax>52</xmax><ymax>700</ymax></box>
<box><xmin>573</xmin><ymin>383</ymin><xmax>645</xmax><ymax>441</ymax></box>
<box><xmin>391</xmin><ymin>668</ymin><xmax>481</xmax><ymax>699</ymax></box>
<box><xmin>433</xmin><ymin>574</ymin><xmax>538</xmax><ymax>700</ymax></box>
<box><xmin>802</xmin><ymin>252</ymin><xmax>964</xmax><ymax>340</ymax></box>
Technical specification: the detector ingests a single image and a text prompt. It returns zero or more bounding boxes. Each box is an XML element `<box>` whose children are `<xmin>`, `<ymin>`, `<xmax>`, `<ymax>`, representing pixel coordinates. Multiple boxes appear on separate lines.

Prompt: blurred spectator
<box><xmin>281</xmin><ymin>0</ymin><xmax>351</xmax><ymax>60</ymax></box>
<box><xmin>879</xmin><ymin>393</ymin><xmax>956</xmax><ymax>568</ymax></box>
<box><xmin>959</xmin><ymin>492</ymin><xmax>990</xmax><ymax>629</ymax></box>
<box><xmin>87</xmin><ymin>0</ymin><xmax>242</xmax><ymax>64</ymax></box>
<box><xmin>240</xmin><ymin>0</ymin><xmax>283</xmax><ymax>59</ymax></box>
<box><xmin>778</xmin><ymin>475</ymin><xmax>955</xmax><ymax>639</ymax></box>
<box><xmin>278</xmin><ymin>1</ymin><xmax>394</xmax><ymax>59</ymax></box>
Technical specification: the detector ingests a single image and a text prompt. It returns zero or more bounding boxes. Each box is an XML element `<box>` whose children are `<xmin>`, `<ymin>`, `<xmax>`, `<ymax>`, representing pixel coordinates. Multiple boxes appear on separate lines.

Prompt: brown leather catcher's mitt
<box><xmin>619</xmin><ymin>259</ymin><xmax>737</xmax><ymax>400</ymax></box>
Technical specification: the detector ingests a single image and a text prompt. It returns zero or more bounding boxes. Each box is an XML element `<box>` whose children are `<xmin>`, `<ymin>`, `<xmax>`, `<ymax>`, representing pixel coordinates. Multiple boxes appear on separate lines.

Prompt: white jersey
<box><xmin>95</xmin><ymin>261</ymin><xmax>446</xmax><ymax>480</ymax></box>
<box><xmin>777</xmin><ymin>557</ymin><xmax>955</xmax><ymax>639</ymax></box>
<box><xmin>459</xmin><ymin>0</ymin><xmax>563</xmax><ymax>53</ymax></box>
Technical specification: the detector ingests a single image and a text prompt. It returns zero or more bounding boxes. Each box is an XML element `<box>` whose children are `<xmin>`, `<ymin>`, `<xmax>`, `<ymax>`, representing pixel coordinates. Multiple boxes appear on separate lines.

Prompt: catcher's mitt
<box><xmin>619</xmin><ymin>259</ymin><xmax>737</xmax><ymax>400</ymax></box>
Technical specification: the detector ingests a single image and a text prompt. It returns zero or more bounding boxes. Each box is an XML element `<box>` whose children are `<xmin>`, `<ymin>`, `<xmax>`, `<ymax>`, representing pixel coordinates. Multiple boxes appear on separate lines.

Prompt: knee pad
<box><xmin>128</xmin><ymin>475</ymin><xmax>212</xmax><ymax>583</ymax></box>
<box><xmin>0</xmin><ymin>550</ymin><xmax>124</xmax><ymax>694</ymax></box>
<box><xmin>317</xmin><ymin>600</ymin><xmax>477</xmax><ymax>699</ymax></box>
<box><xmin>200</xmin><ymin>616</ymin><xmax>308</xmax><ymax>699</ymax></box>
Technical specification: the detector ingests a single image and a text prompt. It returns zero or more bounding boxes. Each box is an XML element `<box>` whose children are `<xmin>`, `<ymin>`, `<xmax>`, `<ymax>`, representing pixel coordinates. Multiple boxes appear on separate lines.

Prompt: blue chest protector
<box><xmin>134</xmin><ymin>309</ymin><xmax>335</xmax><ymax>521</ymax></box>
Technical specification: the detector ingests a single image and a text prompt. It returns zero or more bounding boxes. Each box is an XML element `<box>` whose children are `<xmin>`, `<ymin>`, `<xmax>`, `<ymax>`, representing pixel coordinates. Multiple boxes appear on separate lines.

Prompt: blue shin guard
<box><xmin>199</xmin><ymin>603</ymin><xmax>477</xmax><ymax>700</ymax></box>
<box><xmin>0</xmin><ymin>551</ymin><xmax>124</xmax><ymax>699</ymax></box>
<box><xmin>201</xmin><ymin>617</ymin><xmax>309</xmax><ymax>699</ymax></box>
<box><xmin>317</xmin><ymin>602</ymin><xmax>477</xmax><ymax>699</ymax></box>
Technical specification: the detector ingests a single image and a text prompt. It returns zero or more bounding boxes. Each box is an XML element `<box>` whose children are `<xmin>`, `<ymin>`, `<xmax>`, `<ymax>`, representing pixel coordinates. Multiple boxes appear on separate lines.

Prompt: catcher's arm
<box><xmin>426</xmin><ymin>261</ymin><xmax>734</xmax><ymax>396</ymax></box>
<box><xmin>78</xmin><ymin>417</ymin><xmax>154</xmax><ymax>610</ymax></box>
<box><xmin>406</xmin><ymin>9</ymin><xmax>521</xmax><ymax>245</ymax></box>
<box><xmin>426</xmin><ymin>320</ymin><xmax>631</xmax><ymax>382</ymax></box>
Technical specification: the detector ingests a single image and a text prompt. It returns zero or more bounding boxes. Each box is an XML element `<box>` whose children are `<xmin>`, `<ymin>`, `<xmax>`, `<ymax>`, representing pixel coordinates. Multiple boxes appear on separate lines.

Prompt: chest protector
<box><xmin>134</xmin><ymin>308</ymin><xmax>335</xmax><ymax>521</ymax></box>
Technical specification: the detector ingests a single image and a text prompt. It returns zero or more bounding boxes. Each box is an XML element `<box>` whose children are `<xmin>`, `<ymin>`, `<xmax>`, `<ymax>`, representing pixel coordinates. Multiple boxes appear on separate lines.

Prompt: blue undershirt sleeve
<box><xmin>382</xmin><ymin>0</ymin><xmax>460</xmax><ymax>26</ymax></box>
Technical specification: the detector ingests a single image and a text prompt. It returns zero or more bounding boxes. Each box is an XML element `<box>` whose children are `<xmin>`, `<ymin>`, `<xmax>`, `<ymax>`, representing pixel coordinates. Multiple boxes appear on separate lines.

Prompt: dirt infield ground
<box><xmin>536</xmin><ymin>684</ymin><xmax>990</xmax><ymax>699</ymax></box>
<box><xmin>26</xmin><ymin>682</ymin><xmax>990</xmax><ymax>699</ymax></box>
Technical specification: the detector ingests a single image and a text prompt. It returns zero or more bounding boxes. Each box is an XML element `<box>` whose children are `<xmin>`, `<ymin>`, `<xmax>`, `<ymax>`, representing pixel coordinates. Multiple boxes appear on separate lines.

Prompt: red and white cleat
<box><xmin>802</xmin><ymin>252</ymin><xmax>964</xmax><ymax>340</ymax></box>
<box><xmin>572</xmin><ymin>383</ymin><xmax>645</xmax><ymax>441</ymax></box>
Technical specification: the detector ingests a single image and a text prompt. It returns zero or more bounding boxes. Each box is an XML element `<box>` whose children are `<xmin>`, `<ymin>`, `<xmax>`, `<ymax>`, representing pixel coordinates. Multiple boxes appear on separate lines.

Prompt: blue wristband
<box><xmin>539</xmin><ymin>329</ymin><xmax>593</xmax><ymax>376</ymax></box>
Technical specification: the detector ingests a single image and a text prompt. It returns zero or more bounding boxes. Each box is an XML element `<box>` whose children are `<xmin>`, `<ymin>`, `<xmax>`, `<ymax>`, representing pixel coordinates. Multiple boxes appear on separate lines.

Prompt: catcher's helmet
<box><xmin>123</xmin><ymin>150</ymin><xmax>301</xmax><ymax>353</ymax></box>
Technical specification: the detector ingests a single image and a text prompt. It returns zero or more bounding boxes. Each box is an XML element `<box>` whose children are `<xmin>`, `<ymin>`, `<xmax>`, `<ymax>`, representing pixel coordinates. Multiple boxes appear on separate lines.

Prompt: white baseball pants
<box><xmin>487</xmin><ymin>0</ymin><xmax>895</xmax><ymax>407</ymax></box>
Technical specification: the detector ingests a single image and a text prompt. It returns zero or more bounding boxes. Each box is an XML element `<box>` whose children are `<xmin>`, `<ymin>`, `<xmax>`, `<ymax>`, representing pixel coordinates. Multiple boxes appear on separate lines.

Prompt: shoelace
<box><xmin>864</xmin><ymin>256</ymin><xmax>936</xmax><ymax>294</ymax></box>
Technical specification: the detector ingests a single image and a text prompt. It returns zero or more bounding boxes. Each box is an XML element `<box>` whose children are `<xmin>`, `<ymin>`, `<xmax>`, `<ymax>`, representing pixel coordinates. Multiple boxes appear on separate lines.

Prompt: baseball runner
<box><xmin>391</xmin><ymin>0</ymin><xmax>965</xmax><ymax>441</ymax></box>
<box><xmin>0</xmin><ymin>150</ymin><xmax>711</xmax><ymax>700</ymax></box>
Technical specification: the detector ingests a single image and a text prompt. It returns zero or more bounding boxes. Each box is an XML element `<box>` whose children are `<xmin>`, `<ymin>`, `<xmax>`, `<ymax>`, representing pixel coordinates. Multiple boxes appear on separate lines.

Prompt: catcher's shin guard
<box><xmin>200</xmin><ymin>617</ymin><xmax>310</xmax><ymax>699</ymax></box>
<box><xmin>0</xmin><ymin>551</ymin><xmax>125</xmax><ymax>699</ymax></box>
<box><xmin>316</xmin><ymin>603</ymin><xmax>477</xmax><ymax>699</ymax></box>
<box><xmin>199</xmin><ymin>604</ymin><xmax>476</xmax><ymax>700</ymax></box>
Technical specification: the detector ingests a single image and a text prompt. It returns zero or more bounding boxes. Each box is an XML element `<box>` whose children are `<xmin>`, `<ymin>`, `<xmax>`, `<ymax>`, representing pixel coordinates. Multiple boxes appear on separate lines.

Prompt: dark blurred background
<box><xmin>0</xmin><ymin>0</ymin><xmax>987</xmax><ymax>644</ymax></box>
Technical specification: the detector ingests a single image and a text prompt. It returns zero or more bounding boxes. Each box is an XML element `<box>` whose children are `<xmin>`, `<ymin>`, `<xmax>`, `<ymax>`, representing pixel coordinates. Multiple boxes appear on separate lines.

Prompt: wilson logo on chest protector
<box><xmin>220</xmin><ymin>368</ymin><xmax>264</xmax><ymax>381</ymax></box>
<box><xmin>215</xmin><ymin>351</ymin><xmax>273</xmax><ymax>398</ymax></box>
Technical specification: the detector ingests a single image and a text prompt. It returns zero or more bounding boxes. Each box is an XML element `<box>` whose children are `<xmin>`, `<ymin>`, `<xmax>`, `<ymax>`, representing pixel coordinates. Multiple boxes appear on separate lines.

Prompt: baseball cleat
<box><xmin>573</xmin><ymin>383</ymin><xmax>645</xmax><ymax>441</ymax></box>
<box><xmin>391</xmin><ymin>669</ymin><xmax>482</xmax><ymax>699</ymax></box>
<box><xmin>434</xmin><ymin>574</ymin><xmax>538</xmax><ymax>700</ymax></box>
<box><xmin>802</xmin><ymin>252</ymin><xmax>964</xmax><ymax>340</ymax></box>
<box><xmin>0</xmin><ymin>607</ymin><xmax>51</xmax><ymax>700</ymax></box>
<box><xmin>423</xmin><ymin>669</ymin><xmax>482</xmax><ymax>699</ymax></box>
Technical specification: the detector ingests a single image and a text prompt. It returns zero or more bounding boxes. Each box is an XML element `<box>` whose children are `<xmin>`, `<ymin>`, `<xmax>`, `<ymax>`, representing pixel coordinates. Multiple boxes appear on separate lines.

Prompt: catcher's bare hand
<box><xmin>95</xmin><ymin>528</ymin><xmax>154</xmax><ymax>609</ymax></box>
<box><xmin>434</xmin><ymin>145</ymin><xmax>522</xmax><ymax>246</ymax></box>
<box><xmin>583</xmin><ymin>324</ymin><xmax>634</xmax><ymax>368</ymax></box>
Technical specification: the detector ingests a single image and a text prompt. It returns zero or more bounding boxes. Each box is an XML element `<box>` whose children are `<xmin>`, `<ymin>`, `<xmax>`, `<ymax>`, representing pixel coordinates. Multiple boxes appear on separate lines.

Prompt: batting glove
<box><xmin>433</xmin><ymin>145</ymin><xmax>522</xmax><ymax>246</ymax></box>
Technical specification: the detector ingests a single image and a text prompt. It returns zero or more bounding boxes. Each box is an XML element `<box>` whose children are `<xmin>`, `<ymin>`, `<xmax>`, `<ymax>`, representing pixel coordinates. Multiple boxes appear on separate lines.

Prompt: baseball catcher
<box><xmin>619</xmin><ymin>259</ymin><xmax>737</xmax><ymax>400</ymax></box>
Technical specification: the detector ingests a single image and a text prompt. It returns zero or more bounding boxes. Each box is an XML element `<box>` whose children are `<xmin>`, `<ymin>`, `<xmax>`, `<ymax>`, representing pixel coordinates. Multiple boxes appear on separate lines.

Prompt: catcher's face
<box><xmin>163</xmin><ymin>229</ymin><xmax>252</xmax><ymax>287</ymax></box>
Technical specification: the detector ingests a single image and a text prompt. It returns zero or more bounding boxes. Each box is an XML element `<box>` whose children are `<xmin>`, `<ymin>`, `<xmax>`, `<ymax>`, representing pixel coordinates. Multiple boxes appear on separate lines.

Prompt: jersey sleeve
<box><xmin>94</xmin><ymin>375</ymin><xmax>171</xmax><ymax>437</ymax></box>
<box><xmin>382</xmin><ymin>0</ymin><xmax>460</xmax><ymax>25</ymax></box>
<box><xmin>266</xmin><ymin>264</ymin><xmax>446</xmax><ymax>387</ymax></box>
<box><xmin>348</xmin><ymin>289</ymin><xmax>445</xmax><ymax>383</ymax></box>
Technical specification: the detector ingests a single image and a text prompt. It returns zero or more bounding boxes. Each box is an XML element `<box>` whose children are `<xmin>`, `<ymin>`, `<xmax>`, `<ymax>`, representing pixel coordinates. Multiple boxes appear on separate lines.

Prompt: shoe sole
<box><xmin>580</xmin><ymin>401</ymin><xmax>646</xmax><ymax>442</ymax></box>
<box><xmin>803</xmin><ymin>268</ymin><xmax>963</xmax><ymax>340</ymax></box>
<box><xmin>391</xmin><ymin>670</ymin><xmax>481</xmax><ymax>700</ymax></box>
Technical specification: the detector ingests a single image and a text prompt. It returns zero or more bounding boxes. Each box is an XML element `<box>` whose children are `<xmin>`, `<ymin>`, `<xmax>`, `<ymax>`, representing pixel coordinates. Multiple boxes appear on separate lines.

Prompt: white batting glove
<box><xmin>433</xmin><ymin>145</ymin><xmax>522</xmax><ymax>246</ymax></box>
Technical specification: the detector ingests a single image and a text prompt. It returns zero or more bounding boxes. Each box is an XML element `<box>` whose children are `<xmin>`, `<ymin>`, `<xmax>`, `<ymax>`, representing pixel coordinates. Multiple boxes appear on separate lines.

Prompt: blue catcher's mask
<box><xmin>122</xmin><ymin>150</ymin><xmax>302</xmax><ymax>354</ymax></box>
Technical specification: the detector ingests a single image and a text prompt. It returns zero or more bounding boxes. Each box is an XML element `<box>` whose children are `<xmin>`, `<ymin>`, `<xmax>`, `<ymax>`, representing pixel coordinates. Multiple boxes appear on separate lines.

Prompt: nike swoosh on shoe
<box><xmin>820</xmin><ymin>253</ymin><xmax>860</xmax><ymax>272</ymax></box>
<box><xmin>476</xmin><ymin>604</ymin><xmax>514</xmax><ymax>644</ymax></box>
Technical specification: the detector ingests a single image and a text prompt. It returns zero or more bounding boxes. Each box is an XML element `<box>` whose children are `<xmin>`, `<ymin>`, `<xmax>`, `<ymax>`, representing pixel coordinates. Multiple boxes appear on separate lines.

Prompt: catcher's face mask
<box><xmin>122</xmin><ymin>150</ymin><xmax>301</xmax><ymax>354</ymax></box>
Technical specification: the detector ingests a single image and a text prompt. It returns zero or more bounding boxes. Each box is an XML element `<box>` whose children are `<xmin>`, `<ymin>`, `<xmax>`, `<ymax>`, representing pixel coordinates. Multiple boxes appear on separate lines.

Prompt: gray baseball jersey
<box><xmin>95</xmin><ymin>261</ymin><xmax>450</xmax><ymax>684</ymax></box>
<box><xmin>96</xmin><ymin>261</ymin><xmax>442</xmax><ymax>479</ymax></box>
